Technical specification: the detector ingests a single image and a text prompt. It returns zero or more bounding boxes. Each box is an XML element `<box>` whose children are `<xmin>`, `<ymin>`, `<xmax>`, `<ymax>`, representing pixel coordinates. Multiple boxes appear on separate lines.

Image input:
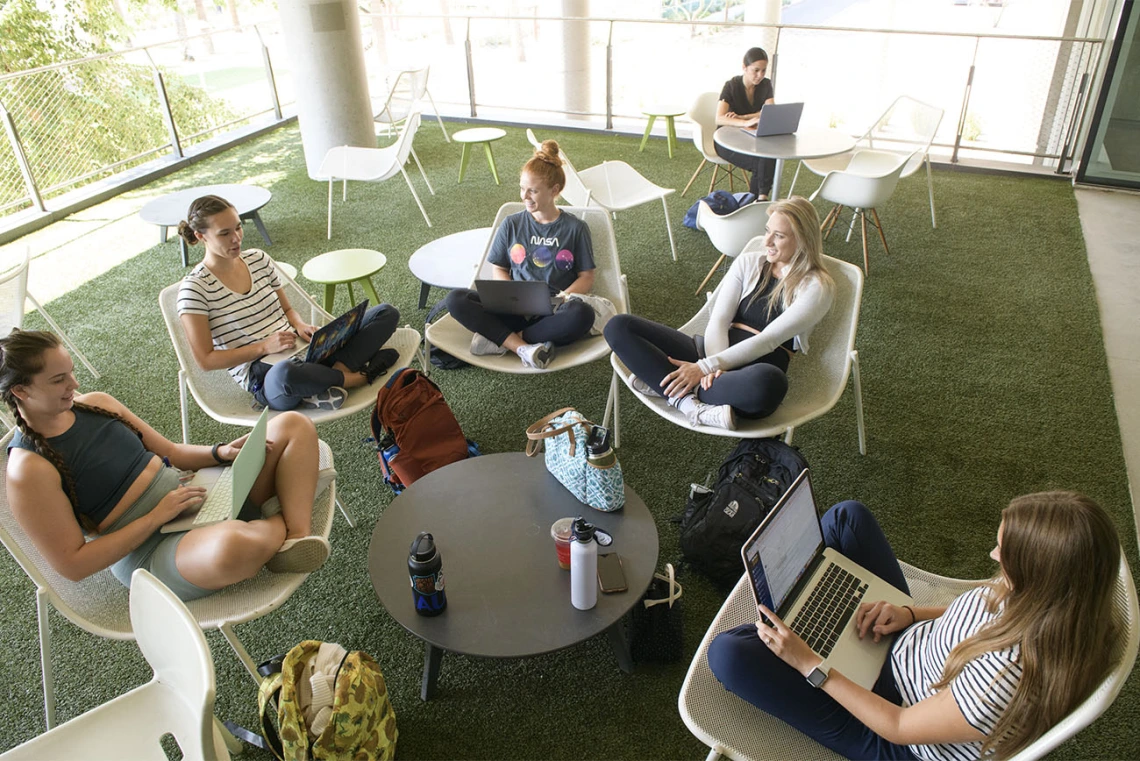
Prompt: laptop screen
<box><xmin>742</xmin><ymin>470</ymin><xmax>824</xmax><ymax>612</ymax></box>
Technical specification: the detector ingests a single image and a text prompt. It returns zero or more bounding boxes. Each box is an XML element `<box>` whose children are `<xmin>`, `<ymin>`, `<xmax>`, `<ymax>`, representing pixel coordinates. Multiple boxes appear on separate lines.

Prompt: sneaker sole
<box><xmin>531</xmin><ymin>343</ymin><xmax>555</xmax><ymax>369</ymax></box>
<box><xmin>267</xmin><ymin>537</ymin><xmax>330</xmax><ymax>573</ymax></box>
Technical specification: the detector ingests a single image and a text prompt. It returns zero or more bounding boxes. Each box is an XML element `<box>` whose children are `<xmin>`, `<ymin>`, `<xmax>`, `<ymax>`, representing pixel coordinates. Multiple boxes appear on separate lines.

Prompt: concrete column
<box><xmin>562</xmin><ymin>0</ymin><xmax>591</xmax><ymax>119</ymax></box>
<box><xmin>278</xmin><ymin>0</ymin><xmax>375</xmax><ymax>178</ymax></box>
<box><xmin>744</xmin><ymin>0</ymin><xmax>781</xmax><ymax>56</ymax></box>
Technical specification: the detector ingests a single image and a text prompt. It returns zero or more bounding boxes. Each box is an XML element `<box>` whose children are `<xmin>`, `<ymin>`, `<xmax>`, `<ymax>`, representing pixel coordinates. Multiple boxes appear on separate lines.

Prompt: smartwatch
<box><xmin>806</xmin><ymin>664</ymin><xmax>830</xmax><ymax>689</ymax></box>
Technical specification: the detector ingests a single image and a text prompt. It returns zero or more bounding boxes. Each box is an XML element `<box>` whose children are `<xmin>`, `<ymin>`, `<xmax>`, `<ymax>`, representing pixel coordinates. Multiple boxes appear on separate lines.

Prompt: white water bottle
<box><xmin>570</xmin><ymin>517</ymin><xmax>598</xmax><ymax>610</ymax></box>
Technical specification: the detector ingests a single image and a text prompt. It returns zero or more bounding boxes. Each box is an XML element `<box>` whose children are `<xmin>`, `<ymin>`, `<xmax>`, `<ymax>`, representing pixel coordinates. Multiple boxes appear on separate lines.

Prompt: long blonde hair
<box><xmin>748</xmin><ymin>196</ymin><xmax>834</xmax><ymax>318</ymax></box>
<box><xmin>931</xmin><ymin>492</ymin><xmax>1120</xmax><ymax>758</ymax></box>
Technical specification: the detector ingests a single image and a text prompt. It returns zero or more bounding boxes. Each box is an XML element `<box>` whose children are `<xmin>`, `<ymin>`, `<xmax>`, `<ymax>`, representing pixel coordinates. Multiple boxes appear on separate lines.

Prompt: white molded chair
<box><xmin>320</xmin><ymin>110</ymin><xmax>435</xmax><ymax>236</ymax></box>
<box><xmin>0</xmin><ymin>247</ymin><xmax>99</xmax><ymax>379</ymax></box>
<box><xmin>0</xmin><ymin>569</ymin><xmax>232</xmax><ymax>761</ymax></box>
<box><xmin>425</xmin><ymin>203</ymin><xmax>629</xmax><ymax>392</ymax></box>
<box><xmin>373</xmin><ymin>66</ymin><xmax>450</xmax><ymax>143</ymax></box>
<box><xmin>0</xmin><ymin>428</ymin><xmax>337</xmax><ymax>731</ymax></box>
<box><xmin>683</xmin><ymin>91</ymin><xmax>749</xmax><ymax>197</ymax></box>
<box><xmin>789</xmin><ymin>96</ymin><xmax>944</xmax><ymax>228</ymax></box>
<box><xmin>528</xmin><ymin>129</ymin><xmax>678</xmax><ymax>261</ymax></box>
<box><xmin>607</xmin><ymin>252</ymin><xmax>865</xmax><ymax>454</ymax></box>
<box><xmin>694</xmin><ymin>200</ymin><xmax>771</xmax><ymax>296</ymax></box>
<box><xmin>811</xmin><ymin>150</ymin><xmax>914</xmax><ymax>276</ymax></box>
<box><xmin>679</xmin><ymin>555</ymin><xmax>1139</xmax><ymax>761</ymax></box>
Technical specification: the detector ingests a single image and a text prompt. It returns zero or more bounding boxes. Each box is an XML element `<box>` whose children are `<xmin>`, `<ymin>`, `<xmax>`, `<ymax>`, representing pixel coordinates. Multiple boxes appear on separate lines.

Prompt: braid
<box><xmin>8</xmin><ymin>399</ymin><xmax>96</xmax><ymax>533</ymax></box>
<box><xmin>72</xmin><ymin>401</ymin><xmax>143</xmax><ymax>439</ymax></box>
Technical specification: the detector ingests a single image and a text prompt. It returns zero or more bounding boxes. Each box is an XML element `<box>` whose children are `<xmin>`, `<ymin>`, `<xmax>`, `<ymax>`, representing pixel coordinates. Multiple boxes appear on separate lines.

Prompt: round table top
<box><xmin>452</xmin><ymin>127</ymin><xmax>507</xmax><ymax>144</ymax></box>
<box><xmin>139</xmin><ymin>183</ymin><xmax>271</xmax><ymax>226</ymax></box>
<box><xmin>275</xmin><ymin>261</ymin><xmax>297</xmax><ymax>280</ymax></box>
<box><xmin>713</xmin><ymin>127</ymin><xmax>857</xmax><ymax>162</ymax></box>
<box><xmin>302</xmin><ymin>249</ymin><xmax>387</xmax><ymax>285</ymax></box>
<box><xmin>368</xmin><ymin>452</ymin><xmax>659</xmax><ymax>659</ymax></box>
<box><xmin>408</xmin><ymin>227</ymin><xmax>492</xmax><ymax>290</ymax></box>
<box><xmin>641</xmin><ymin>105</ymin><xmax>686</xmax><ymax>117</ymax></box>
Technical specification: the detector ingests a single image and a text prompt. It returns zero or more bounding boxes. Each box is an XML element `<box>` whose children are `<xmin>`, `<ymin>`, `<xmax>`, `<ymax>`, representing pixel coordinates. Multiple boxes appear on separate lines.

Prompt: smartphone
<box><xmin>597</xmin><ymin>552</ymin><xmax>627</xmax><ymax>594</ymax></box>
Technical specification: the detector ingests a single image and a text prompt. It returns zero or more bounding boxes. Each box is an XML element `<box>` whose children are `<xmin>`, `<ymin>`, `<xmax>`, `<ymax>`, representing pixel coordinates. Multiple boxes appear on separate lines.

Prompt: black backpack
<box><xmin>675</xmin><ymin>438</ymin><xmax>809</xmax><ymax>590</ymax></box>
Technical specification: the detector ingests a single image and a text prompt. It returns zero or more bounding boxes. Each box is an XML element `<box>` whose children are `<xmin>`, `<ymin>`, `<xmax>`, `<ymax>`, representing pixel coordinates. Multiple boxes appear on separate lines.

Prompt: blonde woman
<box><xmin>604</xmin><ymin>196</ymin><xmax>834</xmax><ymax>431</ymax></box>
<box><xmin>709</xmin><ymin>493</ymin><xmax>1121</xmax><ymax>760</ymax></box>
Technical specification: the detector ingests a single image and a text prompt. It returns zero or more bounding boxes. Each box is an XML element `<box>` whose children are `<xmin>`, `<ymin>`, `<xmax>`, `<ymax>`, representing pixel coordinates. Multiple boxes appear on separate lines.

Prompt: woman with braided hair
<box><xmin>2</xmin><ymin>329</ymin><xmax>331</xmax><ymax>601</ymax></box>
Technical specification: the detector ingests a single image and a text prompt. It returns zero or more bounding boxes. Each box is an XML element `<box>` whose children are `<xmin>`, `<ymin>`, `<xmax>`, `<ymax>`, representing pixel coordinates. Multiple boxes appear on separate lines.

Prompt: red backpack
<box><xmin>370</xmin><ymin>368</ymin><xmax>471</xmax><ymax>491</ymax></box>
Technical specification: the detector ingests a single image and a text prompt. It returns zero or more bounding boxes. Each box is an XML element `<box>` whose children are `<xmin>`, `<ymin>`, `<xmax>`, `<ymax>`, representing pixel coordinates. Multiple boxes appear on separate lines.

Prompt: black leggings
<box><xmin>444</xmin><ymin>288</ymin><xmax>594</xmax><ymax>347</ymax></box>
<box><xmin>715</xmin><ymin>142</ymin><xmax>776</xmax><ymax>197</ymax></box>
<box><xmin>604</xmin><ymin>313</ymin><xmax>789</xmax><ymax>419</ymax></box>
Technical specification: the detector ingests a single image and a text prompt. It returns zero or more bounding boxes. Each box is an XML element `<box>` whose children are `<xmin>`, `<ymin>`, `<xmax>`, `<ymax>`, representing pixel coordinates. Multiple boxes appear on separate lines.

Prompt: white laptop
<box><xmin>740</xmin><ymin>468</ymin><xmax>912</xmax><ymax>688</ymax></box>
<box><xmin>160</xmin><ymin>408</ymin><xmax>269</xmax><ymax>533</ymax></box>
<box><xmin>741</xmin><ymin>102</ymin><xmax>805</xmax><ymax>137</ymax></box>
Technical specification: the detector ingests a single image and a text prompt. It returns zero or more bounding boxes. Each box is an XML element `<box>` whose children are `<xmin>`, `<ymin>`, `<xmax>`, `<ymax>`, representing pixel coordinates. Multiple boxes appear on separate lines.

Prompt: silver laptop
<box><xmin>741</xmin><ymin>102</ymin><xmax>804</xmax><ymax>137</ymax></box>
<box><xmin>160</xmin><ymin>408</ymin><xmax>269</xmax><ymax>533</ymax></box>
<box><xmin>740</xmin><ymin>468</ymin><xmax>912</xmax><ymax>688</ymax></box>
<box><xmin>474</xmin><ymin>279</ymin><xmax>555</xmax><ymax>316</ymax></box>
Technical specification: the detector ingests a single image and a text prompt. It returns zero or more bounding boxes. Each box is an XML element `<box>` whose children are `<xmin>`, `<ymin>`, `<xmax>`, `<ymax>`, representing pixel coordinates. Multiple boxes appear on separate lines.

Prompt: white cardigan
<box><xmin>696</xmin><ymin>252</ymin><xmax>833</xmax><ymax>375</ymax></box>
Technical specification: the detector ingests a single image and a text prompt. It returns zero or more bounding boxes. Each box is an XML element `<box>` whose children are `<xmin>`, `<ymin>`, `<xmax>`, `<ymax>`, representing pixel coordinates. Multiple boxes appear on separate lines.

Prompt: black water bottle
<box><xmin>408</xmin><ymin>532</ymin><xmax>447</xmax><ymax>616</ymax></box>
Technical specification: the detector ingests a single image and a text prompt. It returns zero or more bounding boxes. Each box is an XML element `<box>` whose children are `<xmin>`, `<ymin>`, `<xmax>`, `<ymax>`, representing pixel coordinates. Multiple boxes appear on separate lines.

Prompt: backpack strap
<box><xmin>256</xmin><ymin>671</ymin><xmax>287</xmax><ymax>761</ymax></box>
<box><xmin>525</xmin><ymin>408</ymin><xmax>591</xmax><ymax>457</ymax></box>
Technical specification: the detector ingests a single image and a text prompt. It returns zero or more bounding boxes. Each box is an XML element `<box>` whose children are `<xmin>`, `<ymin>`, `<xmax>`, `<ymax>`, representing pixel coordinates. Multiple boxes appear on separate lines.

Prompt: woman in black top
<box><xmin>716</xmin><ymin>47</ymin><xmax>777</xmax><ymax>199</ymax></box>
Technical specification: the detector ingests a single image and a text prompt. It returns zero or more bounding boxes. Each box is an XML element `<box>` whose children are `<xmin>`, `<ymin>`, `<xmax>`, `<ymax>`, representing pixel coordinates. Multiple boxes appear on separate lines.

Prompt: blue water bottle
<box><xmin>409</xmin><ymin>532</ymin><xmax>447</xmax><ymax>616</ymax></box>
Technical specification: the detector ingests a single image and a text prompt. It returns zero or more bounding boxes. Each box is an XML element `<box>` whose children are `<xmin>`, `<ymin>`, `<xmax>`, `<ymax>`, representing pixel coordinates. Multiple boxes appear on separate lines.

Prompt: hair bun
<box><xmin>536</xmin><ymin>139</ymin><xmax>561</xmax><ymax>166</ymax></box>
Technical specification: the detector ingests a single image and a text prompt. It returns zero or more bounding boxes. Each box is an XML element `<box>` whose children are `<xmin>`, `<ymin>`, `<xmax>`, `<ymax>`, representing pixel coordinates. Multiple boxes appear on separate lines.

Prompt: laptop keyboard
<box><xmin>789</xmin><ymin>563</ymin><xmax>868</xmax><ymax>659</ymax></box>
<box><xmin>191</xmin><ymin>468</ymin><xmax>234</xmax><ymax>528</ymax></box>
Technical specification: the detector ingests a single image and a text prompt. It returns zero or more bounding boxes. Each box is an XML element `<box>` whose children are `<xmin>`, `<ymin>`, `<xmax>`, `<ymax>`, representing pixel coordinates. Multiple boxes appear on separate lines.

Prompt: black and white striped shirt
<box><xmin>891</xmin><ymin>586</ymin><xmax>1022</xmax><ymax>761</ymax></box>
<box><xmin>176</xmin><ymin>248</ymin><xmax>291</xmax><ymax>389</ymax></box>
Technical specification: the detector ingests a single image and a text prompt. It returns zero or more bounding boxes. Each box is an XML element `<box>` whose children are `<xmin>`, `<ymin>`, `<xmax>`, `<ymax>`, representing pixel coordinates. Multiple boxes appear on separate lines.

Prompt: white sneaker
<box><xmin>629</xmin><ymin>374</ymin><xmax>661</xmax><ymax>398</ymax></box>
<box><xmin>470</xmin><ymin>333</ymin><xmax>507</xmax><ymax>356</ymax></box>
<box><xmin>301</xmin><ymin>386</ymin><xmax>347</xmax><ymax>410</ymax></box>
<box><xmin>687</xmin><ymin>400</ymin><xmax>737</xmax><ymax>430</ymax></box>
<box><xmin>517</xmin><ymin>341</ymin><xmax>556</xmax><ymax>369</ymax></box>
<box><xmin>267</xmin><ymin>536</ymin><xmax>331</xmax><ymax>573</ymax></box>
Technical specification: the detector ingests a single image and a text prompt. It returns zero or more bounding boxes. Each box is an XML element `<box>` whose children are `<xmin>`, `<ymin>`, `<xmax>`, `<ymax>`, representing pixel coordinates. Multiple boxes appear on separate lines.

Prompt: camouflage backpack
<box><xmin>257</xmin><ymin>640</ymin><xmax>397</xmax><ymax>761</ymax></box>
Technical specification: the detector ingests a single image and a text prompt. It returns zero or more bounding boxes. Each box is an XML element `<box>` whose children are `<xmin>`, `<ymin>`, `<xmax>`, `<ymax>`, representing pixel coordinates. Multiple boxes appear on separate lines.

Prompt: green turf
<box><xmin>1</xmin><ymin>121</ymin><xmax>1136</xmax><ymax>760</ymax></box>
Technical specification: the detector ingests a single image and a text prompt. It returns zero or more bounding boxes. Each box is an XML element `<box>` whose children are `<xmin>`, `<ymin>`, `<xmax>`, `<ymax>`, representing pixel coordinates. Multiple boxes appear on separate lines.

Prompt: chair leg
<box><xmin>25</xmin><ymin>295</ymin><xmax>100</xmax><ymax>378</ymax></box>
<box><xmin>603</xmin><ymin>369</ymin><xmax>621</xmax><ymax>450</ymax></box>
<box><xmin>728</xmin><ymin>165</ymin><xmax>735</xmax><ymax>192</ymax></box>
<box><xmin>215</xmin><ymin>716</ymin><xmax>245</xmax><ymax>756</ymax></box>
<box><xmin>682</xmin><ymin>159</ymin><xmax>707</xmax><ymax>197</ymax></box>
<box><xmin>787</xmin><ymin>160</ymin><xmax>802</xmax><ymax>196</ymax></box>
<box><xmin>400</xmin><ymin>166</ymin><xmax>433</xmax><ymax>227</ymax></box>
<box><xmin>410</xmin><ymin>147</ymin><xmax>435</xmax><ymax>195</ymax></box>
<box><xmin>425</xmin><ymin>89</ymin><xmax>450</xmax><ymax>142</ymax></box>
<box><xmin>925</xmin><ymin>154</ymin><xmax>937</xmax><ymax>229</ymax></box>
<box><xmin>824</xmin><ymin>205</ymin><xmax>843</xmax><ymax>238</ymax></box>
<box><xmin>179</xmin><ymin>370</ymin><xmax>190</xmax><ymax>444</ymax></box>
<box><xmin>852</xmin><ymin>349</ymin><xmax>866</xmax><ymax>455</ymax></box>
<box><xmin>820</xmin><ymin>204</ymin><xmax>838</xmax><ymax>234</ymax></box>
<box><xmin>219</xmin><ymin>624</ymin><xmax>262</xmax><ymax>686</ymax></box>
<box><xmin>871</xmin><ymin>207</ymin><xmax>890</xmax><ymax>256</ymax></box>
<box><xmin>603</xmin><ymin>370</ymin><xmax>615</xmax><ymax>430</ymax></box>
<box><xmin>37</xmin><ymin>589</ymin><xmax>55</xmax><ymax>729</ymax></box>
<box><xmin>783</xmin><ymin>426</ymin><xmax>795</xmax><ymax>447</ymax></box>
<box><xmin>336</xmin><ymin>497</ymin><xmax>356</xmax><ymax>528</ymax></box>
<box><xmin>704</xmin><ymin>747</ymin><xmax>725</xmax><ymax>761</ymax></box>
<box><xmin>860</xmin><ymin>211</ymin><xmax>870</xmax><ymax>275</ymax></box>
<box><xmin>695</xmin><ymin>254</ymin><xmax>726</xmax><ymax>295</ymax></box>
<box><xmin>421</xmin><ymin>334</ymin><xmax>432</xmax><ymax>377</ymax></box>
<box><xmin>845</xmin><ymin>207</ymin><xmax>859</xmax><ymax>243</ymax></box>
<box><xmin>661</xmin><ymin>196</ymin><xmax>678</xmax><ymax>261</ymax></box>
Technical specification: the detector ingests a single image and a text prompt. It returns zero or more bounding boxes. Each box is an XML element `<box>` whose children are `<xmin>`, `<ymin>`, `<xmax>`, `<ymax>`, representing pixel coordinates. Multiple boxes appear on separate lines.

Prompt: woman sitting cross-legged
<box><xmin>707</xmin><ymin>493</ymin><xmax>1122</xmax><ymax>761</ymax></box>
<box><xmin>177</xmin><ymin>194</ymin><xmax>400</xmax><ymax>411</ymax></box>
<box><xmin>604</xmin><ymin>196</ymin><xmax>833</xmax><ymax>431</ymax></box>
<box><xmin>2</xmin><ymin>329</ymin><xmax>331</xmax><ymax>601</ymax></box>
<box><xmin>443</xmin><ymin>139</ymin><xmax>596</xmax><ymax>370</ymax></box>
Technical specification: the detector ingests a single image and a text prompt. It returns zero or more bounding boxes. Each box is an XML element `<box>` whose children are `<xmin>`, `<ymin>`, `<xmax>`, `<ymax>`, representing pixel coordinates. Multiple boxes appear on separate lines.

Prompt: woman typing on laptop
<box><xmin>442</xmin><ymin>140</ymin><xmax>596</xmax><ymax>370</ymax></box>
<box><xmin>177</xmin><ymin>194</ymin><xmax>400</xmax><ymax>411</ymax></box>
<box><xmin>2</xmin><ymin>329</ymin><xmax>332</xmax><ymax>601</ymax></box>
<box><xmin>715</xmin><ymin>46</ymin><xmax>777</xmax><ymax>200</ymax></box>
<box><xmin>708</xmin><ymin>493</ymin><xmax>1122</xmax><ymax>760</ymax></box>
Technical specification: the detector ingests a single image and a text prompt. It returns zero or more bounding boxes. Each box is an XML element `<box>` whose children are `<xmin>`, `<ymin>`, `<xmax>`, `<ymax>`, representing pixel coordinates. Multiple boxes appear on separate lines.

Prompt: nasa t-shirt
<box><xmin>487</xmin><ymin>210</ymin><xmax>596</xmax><ymax>294</ymax></box>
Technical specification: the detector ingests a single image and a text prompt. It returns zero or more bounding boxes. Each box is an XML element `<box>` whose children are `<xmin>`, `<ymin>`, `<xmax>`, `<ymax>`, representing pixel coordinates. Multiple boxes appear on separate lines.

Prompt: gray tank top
<box><xmin>9</xmin><ymin>409</ymin><xmax>153</xmax><ymax>526</ymax></box>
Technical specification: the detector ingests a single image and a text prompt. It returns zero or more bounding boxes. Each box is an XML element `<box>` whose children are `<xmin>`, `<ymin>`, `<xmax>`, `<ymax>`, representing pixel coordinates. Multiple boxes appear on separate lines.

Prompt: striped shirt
<box><xmin>176</xmin><ymin>248</ymin><xmax>291</xmax><ymax>389</ymax></box>
<box><xmin>891</xmin><ymin>586</ymin><xmax>1021</xmax><ymax>761</ymax></box>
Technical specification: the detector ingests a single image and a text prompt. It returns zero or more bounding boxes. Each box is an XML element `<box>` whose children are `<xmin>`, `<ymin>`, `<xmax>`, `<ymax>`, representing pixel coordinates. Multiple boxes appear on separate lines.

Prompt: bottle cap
<box><xmin>586</xmin><ymin>426</ymin><xmax>611</xmax><ymax>456</ymax></box>
<box><xmin>410</xmin><ymin>532</ymin><xmax>437</xmax><ymax>561</ymax></box>
<box><xmin>571</xmin><ymin>516</ymin><xmax>596</xmax><ymax>543</ymax></box>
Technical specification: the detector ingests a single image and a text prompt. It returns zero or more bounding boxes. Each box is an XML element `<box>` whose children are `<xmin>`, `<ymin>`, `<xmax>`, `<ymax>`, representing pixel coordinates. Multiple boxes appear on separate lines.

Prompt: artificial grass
<box><xmin>1</xmin><ymin>120</ymin><xmax>1136</xmax><ymax>760</ymax></box>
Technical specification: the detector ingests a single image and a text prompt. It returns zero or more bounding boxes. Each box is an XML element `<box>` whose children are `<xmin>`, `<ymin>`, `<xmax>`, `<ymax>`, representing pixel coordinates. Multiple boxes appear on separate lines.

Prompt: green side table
<box><xmin>302</xmin><ymin>248</ymin><xmax>388</xmax><ymax>313</ymax></box>
<box><xmin>639</xmin><ymin>105</ymin><xmax>686</xmax><ymax>158</ymax></box>
<box><xmin>453</xmin><ymin>127</ymin><xmax>507</xmax><ymax>184</ymax></box>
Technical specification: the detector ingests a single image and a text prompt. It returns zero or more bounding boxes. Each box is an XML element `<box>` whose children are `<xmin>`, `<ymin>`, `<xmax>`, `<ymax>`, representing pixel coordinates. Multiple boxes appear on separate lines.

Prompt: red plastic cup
<box><xmin>551</xmin><ymin>518</ymin><xmax>574</xmax><ymax>570</ymax></box>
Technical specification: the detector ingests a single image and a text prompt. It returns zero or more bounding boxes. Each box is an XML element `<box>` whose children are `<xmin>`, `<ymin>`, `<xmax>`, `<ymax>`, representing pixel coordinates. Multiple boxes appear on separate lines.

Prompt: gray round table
<box><xmin>139</xmin><ymin>183</ymin><xmax>273</xmax><ymax>267</ymax></box>
<box><xmin>407</xmin><ymin>226</ymin><xmax>491</xmax><ymax>308</ymax></box>
<box><xmin>713</xmin><ymin>127</ymin><xmax>856</xmax><ymax>201</ymax></box>
<box><xmin>368</xmin><ymin>452</ymin><xmax>659</xmax><ymax>700</ymax></box>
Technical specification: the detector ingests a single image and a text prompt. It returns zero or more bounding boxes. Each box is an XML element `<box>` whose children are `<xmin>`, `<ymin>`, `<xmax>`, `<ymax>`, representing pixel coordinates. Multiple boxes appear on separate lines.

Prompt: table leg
<box><xmin>359</xmin><ymin>277</ymin><xmax>382</xmax><ymax>306</ymax></box>
<box><xmin>180</xmin><ymin>238</ymin><xmax>189</xmax><ymax>268</ymax></box>
<box><xmin>421</xmin><ymin>643</ymin><xmax>443</xmax><ymax>701</ymax></box>
<box><xmin>458</xmin><ymin>143</ymin><xmax>472</xmax><ymax>184</ymax></box>
<box><xmin>484</xmin><ymin>142</ymin><xmax>500</xmax><ymax>185</ymax></box>
<box><xmin>665</xmin><ymin>116</ymin><xmax>676</xmax><ymax>158</ymax></box>
<box><xmin>639</xmin><ymin>115</ymin><xmax>657</xmax><ymax>152</ymax></box>
<box><xmin>771</xmin><ymin>158</ymin><xmax>785</xmax><ymax>201</ymax></box>
<box><xmin>160</xmin><ymin>226</ymin><xmax>168</xmax><ymax>244</ymax></box>
<box><xmin>606</xmin><ymin>616</ymin><xmax>634</xmax><ymax>674</ymax></box>
<box><xmin>322</xmin><ymin>284</ymin><xmax>336</xmax><ymax>313</ymax></box>
<box><xmin>345</xmin><ymin>281</ymin><xmax>357</xmax><ymax>306</ymax></box>
<box><xmin>250</xmin><ymin>211</ymin><xmax>273</xmax><ymax>246</ymax></box>
<box><xmin>418</xmin><ymin>282</ymin><xmax>431</xmax><ymax>310</ymax></box>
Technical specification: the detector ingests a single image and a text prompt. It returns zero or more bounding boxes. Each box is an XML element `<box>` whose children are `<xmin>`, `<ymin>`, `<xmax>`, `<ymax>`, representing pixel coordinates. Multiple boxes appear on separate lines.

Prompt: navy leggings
<box><xmin>603</xmin><ymin>313</ymin><xmax>788</xmax><ymax>418</ymax></box>
<box><xmin>251</xmin><ymin>304</ymin><xmax>400</xmax><ymax>410</ymax></box>
<box><xmin>707</xmin><ymin>501</ymin><xmax>919</xmax><ymax>761</ymax></box>
<box><xmin>444</xmin><ymin>288</ymin><xmax>594</xmax><ymax>347</ymax></box>
<box><xmin>715</xmin><ymin>142</ymin><xmax>777</xmax><ymax>197</ymax></box>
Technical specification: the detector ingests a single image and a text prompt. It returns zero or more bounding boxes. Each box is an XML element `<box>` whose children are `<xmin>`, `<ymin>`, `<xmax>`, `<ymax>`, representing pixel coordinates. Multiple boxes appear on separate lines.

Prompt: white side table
<box><xmin>408</xmin><ymin>227</ymin><xmax>492</xmax><ymax>308</ymax></box>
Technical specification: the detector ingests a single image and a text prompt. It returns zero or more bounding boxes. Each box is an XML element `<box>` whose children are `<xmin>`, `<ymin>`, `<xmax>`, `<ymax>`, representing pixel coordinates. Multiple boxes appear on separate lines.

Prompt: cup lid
<box><xmin>551</xmin><ymin>517</ymin><xmax>574</xmax><ymax>540</ymax></box>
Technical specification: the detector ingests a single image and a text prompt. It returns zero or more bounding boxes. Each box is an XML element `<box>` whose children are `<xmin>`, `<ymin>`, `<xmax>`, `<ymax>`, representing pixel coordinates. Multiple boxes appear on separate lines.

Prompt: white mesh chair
<box><xmin>679</xmin><ymin>556</ymin><xmax>1139</xmax><ymax>761</ymax></box>
<box><xmin>683</xmin><ymin>92</ymin><xmax>749</xmax><ymax>197</ymax></box>
<box><xmin>789</xmin><ymin>96</ymin><xmax>944</xmax><ymax>228</ymax></box>
<box><xmin>320</xmin><ymin>110</ymin><xmax>435</xmax><ymax>235</ymax></box>
<box><xmin>373</xmin><ymin>66</ymin><xmax>449</xmax><ymax>143</ymax></box>
<box><xmin>0</xmin><ymin>570</ymin><xmax>233</xmax><ymax>761</ymax></box>
<box><xmin>607</xmin><ymin>252</ymin><xmax>865</xmax><ymax>454</ymax></box>
<box><xmin>0</xmin><ymin>428</ymin><xmax>337</xmax><ymax>731</ymax></box>
<box><xmin>528</xmin><ymin>129</ymin><xmax>678</xmax><ymax>261</ymax></box>
<box><xmin>694</xmin><ymin>200</ymin><xmax>771</xmax><ymax>295</ymax></box>
<box><xmin>425</xmin><ymin>203</ymin><xmax>629</xmax><ymax>385</ymax></box>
